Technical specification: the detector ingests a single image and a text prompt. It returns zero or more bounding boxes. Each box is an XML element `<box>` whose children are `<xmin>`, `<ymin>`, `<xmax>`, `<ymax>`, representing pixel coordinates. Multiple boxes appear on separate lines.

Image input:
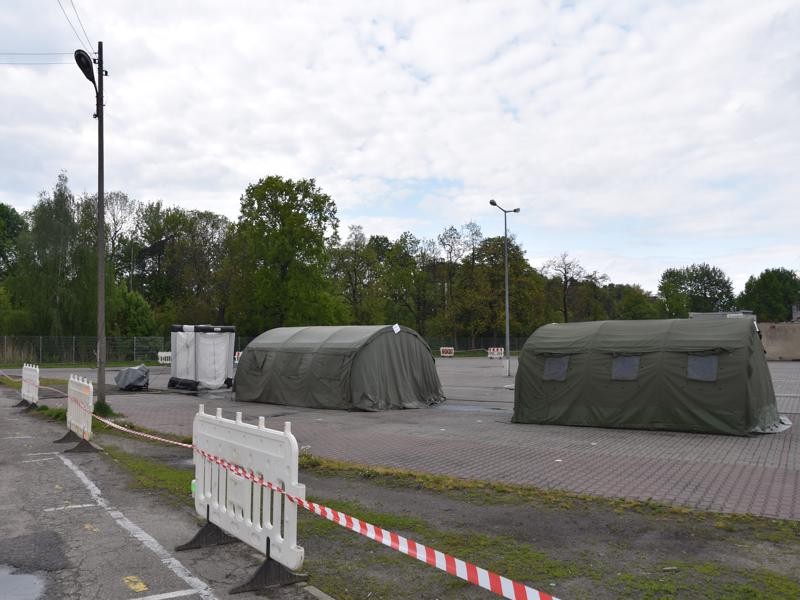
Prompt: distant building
<box><xmin>792</xmin><ymin>304</ymin><xmax>800</xmax><ymax>322</ymax></box>
<box><xmin>689</xmin><ymin>311</ymin><xmax>756</xmax><ymax>321</ymax></box>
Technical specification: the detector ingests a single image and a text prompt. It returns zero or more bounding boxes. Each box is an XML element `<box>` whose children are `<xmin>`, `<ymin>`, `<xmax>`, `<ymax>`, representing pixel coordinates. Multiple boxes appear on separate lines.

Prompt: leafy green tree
<box><xmin>738</xmin><ymin>268</ymin><xmax>800</xmax><ymax>322</ymax></box>
<box><xmin>9</xmin><ymin>173</ymin><xmax>80</xmax><ymax>334</ymax></box>
<box><xmin>605</xmin><ymin>284</ymin><xmax>661</xmax><ymax>319</ymax></box>
<box><xmin>109</xmin><ymin>284</ymin><xmax>156</xmax><ymax>336</ymax></box>
<box><xmin>226</xmin><ymin>175</ymin><xmax>346</xmax><ymax>334</ymax></box>
<box><xmin>658</xmin><ymin>263</ymin><xmax>734</xmax><ymax>317</ymax></box>
<box><xmin>331</xmin><ymin>226</ymin><xmax>385</xmax><ymax>324</ymax></box>
<box><xmin>0</xmin><ymin>202</ymin><xmax>25</xmax><ymax>278</ymax></box>
<box><xmin>544</xmin><ymin>252</ymin><xmax>601</xmax><ymax>323</ymax></box>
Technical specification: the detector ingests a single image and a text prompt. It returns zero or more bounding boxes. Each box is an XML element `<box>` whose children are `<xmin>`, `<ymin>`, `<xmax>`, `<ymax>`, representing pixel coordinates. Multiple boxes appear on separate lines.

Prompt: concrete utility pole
<box><xmin>75</xmin><ymin>41</ymin><xmax>107</xmax><ymax>405</ymax></box>
<box><xmin>489</xmin><ymin>199</ymin><xmax>520</xmax><ymax>377</ymax></box>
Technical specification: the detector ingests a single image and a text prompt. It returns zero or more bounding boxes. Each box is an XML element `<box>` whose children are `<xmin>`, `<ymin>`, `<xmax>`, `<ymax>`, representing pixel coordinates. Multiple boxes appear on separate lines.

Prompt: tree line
<box><xmin>1</xmin><ymin>173</ymin><xmax>798</xmax><ymax>341</ymax></box>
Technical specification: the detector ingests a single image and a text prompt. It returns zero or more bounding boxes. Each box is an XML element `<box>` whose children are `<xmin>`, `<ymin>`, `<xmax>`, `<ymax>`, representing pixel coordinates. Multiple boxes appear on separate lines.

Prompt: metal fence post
<box><xmin>39</xmin><ymin>336</ymin><xmax>42</xmax><ymax>363</ymax></box>
<box><xmin>133</xmin><ymin>336</ymin><xmax>137</xmax><ymax>362</ymax></box>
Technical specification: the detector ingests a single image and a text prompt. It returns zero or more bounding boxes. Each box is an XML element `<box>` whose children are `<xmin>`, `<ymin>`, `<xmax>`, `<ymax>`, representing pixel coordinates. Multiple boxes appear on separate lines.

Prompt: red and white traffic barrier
<box><xmin>439</xmin><ymin>347</ymin><xmax>455</xmax><ymax>357</ymax></box>
<box><xmin>488</xmin><ymin>347</ymin><xmax>505</xmax><ymax>359</ymax></box>
<box><xmin>69</xmin><ymin>399</ymin><xmax>560</xmax><ymax>600</ymax></box>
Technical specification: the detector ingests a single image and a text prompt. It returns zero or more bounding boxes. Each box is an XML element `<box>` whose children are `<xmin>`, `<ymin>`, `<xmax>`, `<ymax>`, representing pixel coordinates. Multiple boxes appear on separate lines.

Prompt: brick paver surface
<box><xmin>20</xmin><ymin>359</ymin><xmax>799</xmax><ymax>520</ymax></box>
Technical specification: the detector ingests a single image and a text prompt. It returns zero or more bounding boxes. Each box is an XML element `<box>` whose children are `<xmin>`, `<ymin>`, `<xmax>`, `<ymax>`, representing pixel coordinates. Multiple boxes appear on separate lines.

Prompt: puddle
<box><xmin>0</xmin><ymin>565</ymin><xmax>45</xmax><ymax>600</ymax></box>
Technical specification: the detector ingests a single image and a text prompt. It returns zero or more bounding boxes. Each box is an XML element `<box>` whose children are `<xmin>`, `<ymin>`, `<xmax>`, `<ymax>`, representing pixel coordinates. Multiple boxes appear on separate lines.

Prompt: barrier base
<box><xmin>230</xmin><ymin>557</ymin><xmax>307</xmax><ymax>594</ymax></box>
<box><xmin>14</xmin><ymin>399</ymin><xmax>29</xmax><ymax>408</ymax></box>
<box><xmin>22</xmin><ymin>403</ymin><xmax>38</xmax><ymax>413</ymax></box>
<box><xmin>64</xmin><ymin>439</ymin><xmax>97</xmax><ymax>453</ymax></box>
<box><xmin>54</xmin><ymin>430</ymin><xmax>82</xmax><ymax>444</ymax></box>
<box><xmin>175</xmin><ymin>521</ymin><xmax>237</xmax><ymax>551</ymax></box>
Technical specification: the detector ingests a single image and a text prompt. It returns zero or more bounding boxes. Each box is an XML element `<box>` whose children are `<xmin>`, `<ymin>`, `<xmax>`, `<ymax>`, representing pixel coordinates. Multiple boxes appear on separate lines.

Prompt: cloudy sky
<box><xmin>1</xmin><ymin>0</ymin><xmax>798</xmax><ymax>293</ymax></box>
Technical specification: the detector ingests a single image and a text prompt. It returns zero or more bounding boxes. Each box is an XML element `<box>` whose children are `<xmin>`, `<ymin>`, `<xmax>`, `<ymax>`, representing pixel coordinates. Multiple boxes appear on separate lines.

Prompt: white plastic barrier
<box><xmin>487</xmin><ymin>347</ymin><xmax>505</xmax><ymax>359</ymax></box>
<box><xmin>192</xmin><ymin>405</ymin><xmax>305</xmax><ymax>571</ymax></box>
<box><xmin>234</xmin><ymin>351</ymin><xmax>242</xmax><ymax>364</ymax></box>
<box><xmin>67</xmin><ymin>375</ymin><xmax>94</xmax><ymax>440</ymax></box>
<box><xmin>439</xmin><ymin>347</ymin><xmax>455</xmax><ymax>357</ymax></box>
<box><xmin>21</xmin><ymin>363</ymin><xmax>39</xmax><ymax>405</ymax></box>
<box><xmin>158</xmin><ymin>351</ymin><xmax>172</xmax><ymax>365</ymax></box>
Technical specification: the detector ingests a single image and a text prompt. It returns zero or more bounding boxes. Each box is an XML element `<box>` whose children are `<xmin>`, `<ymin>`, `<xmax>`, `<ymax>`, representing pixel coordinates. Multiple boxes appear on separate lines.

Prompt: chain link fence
<box><xmin>1</xmin><ymin>334</ymin><xmax>520</xmax><ymax>365</ymax></box>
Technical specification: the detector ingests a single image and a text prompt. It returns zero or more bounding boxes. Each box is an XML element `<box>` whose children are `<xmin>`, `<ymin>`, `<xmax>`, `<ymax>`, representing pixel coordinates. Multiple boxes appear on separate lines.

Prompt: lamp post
<box><xmin>489</xmin><ymin>199</ymin><xmax>520</xmax><ymax>377</ymax></box>
<box><xmin>75</xmin><ymin>42</ymin><xmax>107</xmax><ymax>408</ymax></box>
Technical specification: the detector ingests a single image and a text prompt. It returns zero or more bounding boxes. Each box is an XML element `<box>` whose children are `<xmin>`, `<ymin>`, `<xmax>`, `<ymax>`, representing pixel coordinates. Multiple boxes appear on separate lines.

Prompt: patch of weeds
<box><xmin>34</xmin><ymin>404</ymin><xmax>67</xmax><ymax>421</ymax></box>
<box><xmin>0</xmin><ymin>375</ymin><xmax>22</xmax><ymax>390</ymax></box>
<box><xmin>103</xmin><ymin>445</ymin><xmax>193</xmax><ymax>506</ymax></box>
<box><xmin>612</xmin><ymin>562</ymin><xmax>800</xmax><ymax>599</ymax></box>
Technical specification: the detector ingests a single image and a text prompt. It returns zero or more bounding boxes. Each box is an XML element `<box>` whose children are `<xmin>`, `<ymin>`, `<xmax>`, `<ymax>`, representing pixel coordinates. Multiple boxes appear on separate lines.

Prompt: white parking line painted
<box><xmin>22</xmin><ymin>457</ymin><xmax>55</xmax><ymax>463</ymax></box>
<box><xmin>57</xmin><ymin>455</ymin><xmax>217</xmax><ymax>600</ymax></box>
<box><xmin>44</xmin><ymin>503</ymin><xmax>98</xmax><ymax>512</ymax></box>
<box><xmin>137</xmin><ymin>589</ymin><xmax>200</xmax><ymax>600</ymax></box>
<box><xmin>26</xmin><ymin>451</ymin><xmax>60</xmax><ymax>456</ymax></box>
<box><xmin>3</xmin><ymin>435</ymin><xmax>33</xmax><ymax>439</ymax></box>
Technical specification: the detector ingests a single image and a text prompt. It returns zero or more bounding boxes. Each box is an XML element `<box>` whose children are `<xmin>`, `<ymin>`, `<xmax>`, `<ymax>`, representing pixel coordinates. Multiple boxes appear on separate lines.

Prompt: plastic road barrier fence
<box><xmin>21</xmin><ymin>363</ymin><xmax>39</xmax><ymax>406</ymax></box>
<box><xmin>67</xmin><ymin>375</ymin><xmax>94</xmax><ymax>440</ymax></box>
<box><xmin>158</xmin><ymin>351</ymin><xmax>172</xmax><ymax>365</ymax></box>
<box><xmin>192</xmin><ymin>405</ymin><xmax>305</xmax><ymax>571</ymax></box>
<box><xmin>439</xmin><ymin>347</ymin><xmax>455</xmax><ymax>357</ymax></box>
<box><xmin>234</xmin><ymin>351</ymin><xmax>242</xmax><ymax>364</ymax></box>
<box><xmin>488</xmin><ymin>347</ymin><xmax>505</xmax><ymax>359</ymax></box>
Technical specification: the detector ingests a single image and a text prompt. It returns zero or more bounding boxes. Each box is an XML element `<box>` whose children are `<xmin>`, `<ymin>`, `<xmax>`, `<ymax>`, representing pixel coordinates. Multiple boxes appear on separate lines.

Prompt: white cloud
<box><xmin>1</xmin><ymin>0</ymin><xmax>798</xmax><ymax>294</ymax></box>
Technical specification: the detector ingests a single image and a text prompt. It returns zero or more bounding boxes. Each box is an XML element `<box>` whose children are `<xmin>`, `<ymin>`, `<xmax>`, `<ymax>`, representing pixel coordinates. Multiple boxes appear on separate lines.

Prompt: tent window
<box><xmin>687</xmin><ymin>355</ymin><xmax>718</xmax><ymax>382</ymax></box>
<box><xmin>612</xmin><ymin>355</ymin><xmax>640</xmax><ymax>381</ymax></box>
<box><xmin>543</xmin><ymin>356</ymin><xmax>569</xmax><ymax>381</ymax></box>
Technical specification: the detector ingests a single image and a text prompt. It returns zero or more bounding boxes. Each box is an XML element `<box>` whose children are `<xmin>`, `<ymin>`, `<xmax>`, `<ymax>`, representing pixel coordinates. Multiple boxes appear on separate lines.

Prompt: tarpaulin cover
<box><xmin>513</xmin><ymin>319</ymin><xmax>782</xmax><ymax>436</ymax></box>
<box><xmin>114</xmin><ymin>364</ymin><xmax>149</xmax><ymax>391</ymax></box>
<box><xmin>234</xmin><ymin>325</ymin><xmax>446</xmax><ymax>411</ymax></box>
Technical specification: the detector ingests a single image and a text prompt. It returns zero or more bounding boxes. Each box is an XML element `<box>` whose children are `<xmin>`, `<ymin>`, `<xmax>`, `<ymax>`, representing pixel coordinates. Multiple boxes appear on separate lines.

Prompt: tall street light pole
<box><xmin>489</xmin><ymin>199</ymin><xmax>520</xmax><ymax>377</ymax></box>
<box><xmin>75</xmin><ymin>42</ymin><xmax>107</xmax><ymax>408</ymax></box>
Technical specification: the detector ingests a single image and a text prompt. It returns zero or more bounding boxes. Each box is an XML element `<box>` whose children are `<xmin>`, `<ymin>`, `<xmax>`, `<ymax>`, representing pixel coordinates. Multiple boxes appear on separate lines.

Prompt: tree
<box><xmin>0</xmin><ymin>202</ymin><xmax>25</xmax><ymax>278</ymax></box>
<box><xmin>658</xmin><ymin>263</ymin><xmax>734</xmax><ymax>317</ymax></box>
<box><xmin>544</xmin><ymin>252</ymin><xmax>601</xmax><ymax>323</ymax></box>
<box><xmin>226</xmin><ymin>175</ymin><xmax>346</xmax><ymax>334</ymax></box>
<box><xmin>738</xmin><ymin>268</ymin><xmax>800</xmax><ymax>322</ymax></box>
<box><xmin>330</xmin><ymin>226</ymin><xmax>385</xmax><ymax>324</ymax></box>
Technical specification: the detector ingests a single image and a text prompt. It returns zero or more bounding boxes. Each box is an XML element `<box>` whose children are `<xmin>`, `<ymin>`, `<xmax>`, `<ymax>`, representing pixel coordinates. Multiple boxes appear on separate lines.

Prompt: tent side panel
<box><xmin>746</xmin><ymin>332</ymin><xmax>779</xmax><ymax>431</ymax></box>
<box><xmin>350</xmin><ymin>331</ymin><xmax>444</xmax><ymax>411</ymax></box>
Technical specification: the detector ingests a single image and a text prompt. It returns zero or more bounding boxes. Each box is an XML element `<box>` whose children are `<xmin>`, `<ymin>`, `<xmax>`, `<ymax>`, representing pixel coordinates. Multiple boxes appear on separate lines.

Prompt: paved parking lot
<box><xmin>17</xmin><ymin>358</ymin><xmax>800</xmax><ymax>520</ymax></box>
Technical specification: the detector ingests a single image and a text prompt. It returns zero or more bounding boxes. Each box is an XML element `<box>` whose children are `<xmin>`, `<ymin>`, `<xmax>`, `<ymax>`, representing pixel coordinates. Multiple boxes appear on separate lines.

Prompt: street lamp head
<box><xmin>489</xmin><ymin>199</ymin><xmax>497</xmax><ymax>207</ymax></box>
<box><xmin>513</xmin><ymin>208</ymin><xmax>520</xmax><ymax>213</ymax></box>
<box><xmin>74</xmin><ymin>49</ymin><xmax>96</xmax><ymax>88</ymax></box>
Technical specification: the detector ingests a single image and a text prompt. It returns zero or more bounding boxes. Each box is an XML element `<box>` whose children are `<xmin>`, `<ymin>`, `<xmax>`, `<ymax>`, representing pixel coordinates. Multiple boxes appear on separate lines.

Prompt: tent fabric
<box><xmin>234</xmin><ymin>325</ymin><xmax>445</xmax><ymax>411</ymax></box>
<box><xmin>513</xmin><ymin>319</ymin><xmax>781</xmax><ymax>436</ymax></box>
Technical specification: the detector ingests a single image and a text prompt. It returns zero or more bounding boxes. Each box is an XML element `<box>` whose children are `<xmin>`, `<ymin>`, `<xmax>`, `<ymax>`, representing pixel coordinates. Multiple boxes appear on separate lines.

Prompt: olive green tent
<box><xmin>234</xmin><ymin>325</ymin><xmax>445</xmax><ymax>411</ymax></box>
<box><xmin>513</xmin><ymin>319</ymin><xmax>782</xmax><ymax>436</ymax></box>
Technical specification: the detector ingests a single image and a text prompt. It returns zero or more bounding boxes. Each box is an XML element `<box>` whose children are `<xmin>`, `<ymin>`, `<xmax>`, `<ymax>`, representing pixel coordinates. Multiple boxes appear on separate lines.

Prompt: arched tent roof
<box><xmin>513</xmin><ymin>319</ymin><xmax>783</xmax><ymax>436</ymax></box>
<box><xmin>235</xmin><ymin>325</ymin><xmax>445</xmax><ymax>411</ymax></box>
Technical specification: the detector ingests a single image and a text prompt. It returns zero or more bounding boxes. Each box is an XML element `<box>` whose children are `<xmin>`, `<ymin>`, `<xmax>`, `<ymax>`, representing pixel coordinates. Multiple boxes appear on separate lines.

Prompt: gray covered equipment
<box><xmin>513</xmin><ymin>319</ymin><xmax>784</xmax><ymax>436</ymax></box>
<box><xmin>234</xmin><ymin>325</ymin><xmax>445</xmax><ymax>411</ymax></box>
<box><xmin>115</xmin><ymin>364</ymin><xmax>149</xmax><ymax>391</ymax></box>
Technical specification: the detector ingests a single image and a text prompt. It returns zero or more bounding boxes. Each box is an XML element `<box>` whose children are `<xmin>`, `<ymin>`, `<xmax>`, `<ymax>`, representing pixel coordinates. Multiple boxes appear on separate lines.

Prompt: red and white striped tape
<box><xmin>66</xmin><ymin>401</ymin><xmax>560</xmax><ymax>600</ymax></box>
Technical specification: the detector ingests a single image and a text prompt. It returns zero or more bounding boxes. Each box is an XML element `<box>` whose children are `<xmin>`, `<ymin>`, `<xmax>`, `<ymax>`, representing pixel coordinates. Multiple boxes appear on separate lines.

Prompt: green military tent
<box><xmin>513</xmin><ymin>319</ymin><xmax>782</xmax><ymax>436</ymax></box>
<box><xmin>234</xmin><ymin>325</ymin><xmax>446</xmax><ymax>411</ymax></box>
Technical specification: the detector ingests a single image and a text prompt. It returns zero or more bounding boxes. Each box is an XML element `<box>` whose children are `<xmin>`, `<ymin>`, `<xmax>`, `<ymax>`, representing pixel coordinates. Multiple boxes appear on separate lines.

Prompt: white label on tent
<box><xmin>392</xmin><ymin>323</ymin><xmax>401</xmax><ymax>334</ymax></box>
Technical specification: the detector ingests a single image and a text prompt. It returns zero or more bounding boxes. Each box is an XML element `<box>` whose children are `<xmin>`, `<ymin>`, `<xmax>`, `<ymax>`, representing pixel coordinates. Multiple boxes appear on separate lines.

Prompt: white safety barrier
<box><xmin>158</xmin><ymin>351</ymin><xmax>172</xmax><ymax>365</ymax></box>
<box><xmin>192</xmin><ymin>405</ymin><xmax>305</xmax><ymax>571</ymax></box>
<box><xmin>234</xmin><ymin>351</ymin><xmax>242</xmax><ymax>364</ymax></box>
<box><xmin>439</xmin><ymin>347</ymin><xmax>455</xmax><ymax>357</ymax></box>
<box><xmin>488</xmin><ymin>347</ymin><xmax>505</xmax><ymax>359</ymax></box>
<box><xmin>67</xmin><ymin>375</ymin><xmax>94</xmax><ymax>440</ymax></box>
<box><xmin>21</xmin><ymin>363</ymin><xmax>39</xmax><ymax>405</ymax></box>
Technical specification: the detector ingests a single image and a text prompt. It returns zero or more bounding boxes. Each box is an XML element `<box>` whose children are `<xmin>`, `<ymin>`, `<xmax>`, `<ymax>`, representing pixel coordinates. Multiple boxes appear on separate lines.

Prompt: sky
<box><xmin>1</xmin><ymin>0</ymin><xmax>798</xmax><ymax>294</ymax></box>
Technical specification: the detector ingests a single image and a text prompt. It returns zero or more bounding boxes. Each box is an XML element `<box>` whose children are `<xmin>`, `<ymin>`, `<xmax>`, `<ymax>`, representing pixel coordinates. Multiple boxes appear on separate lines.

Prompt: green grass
<box><xmin>298</xmin><ymin>452</ymin><xmax>800</xmax><ymax>544</ymax></box>
<box><xmin>96</xmin><ymin>445</ymin><xmax>800</xmax><ymax>599</ymax></box>
<box><xmin>0</xmin><ymin>375</ymin><xmax>69</xmax><ymax>391</ymax></box>
<box><xmin>104</xmin><ymin>445</ymin><xmax>194</xmax><ymax>504</ymax></box>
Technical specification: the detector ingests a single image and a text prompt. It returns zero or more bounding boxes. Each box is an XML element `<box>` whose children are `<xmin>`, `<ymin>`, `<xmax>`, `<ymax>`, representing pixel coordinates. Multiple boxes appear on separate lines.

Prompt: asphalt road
<box><xmin>0</xmin><ymin>387</ymin><xmax>328</xmax><ymax>600</ymax></box>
